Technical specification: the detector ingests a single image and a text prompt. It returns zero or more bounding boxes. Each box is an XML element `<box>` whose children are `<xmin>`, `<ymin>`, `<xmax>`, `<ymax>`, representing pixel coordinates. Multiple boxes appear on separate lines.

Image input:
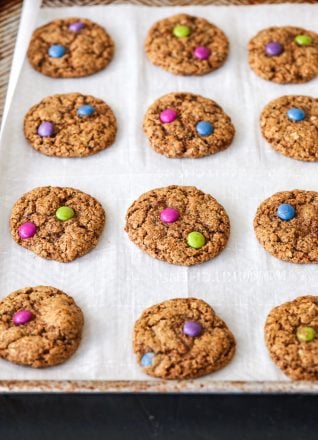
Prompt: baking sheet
<box><xmin>0</xmin><ymin>3</ymin><xmax>318</xmax><ymax>385</ymax></box>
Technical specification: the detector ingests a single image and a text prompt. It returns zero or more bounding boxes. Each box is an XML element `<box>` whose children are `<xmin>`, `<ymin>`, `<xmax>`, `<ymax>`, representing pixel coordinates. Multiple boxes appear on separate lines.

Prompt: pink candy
<box><xmin>194</xmin><ymin>46</ymin><xmax>211</xmax><ymax>60</ymax></box>
<box><xmin>160</xmin><ymin>208</ymin><xmax>180</xmax><ymax>224</ymax></box>
<box><xmin>13</xmin><ymin>310</ymin><xmax>33</xmax><ymax>326</ymax></box>
<box><xmin>160</xmin><ymin>109</ymin><xmax>177</xmax><ymax>123</ymax></box>
<box><xmin>18</xmin><ymin>222</ymin><xmax>37</xmax><ymax>239</ymax></box>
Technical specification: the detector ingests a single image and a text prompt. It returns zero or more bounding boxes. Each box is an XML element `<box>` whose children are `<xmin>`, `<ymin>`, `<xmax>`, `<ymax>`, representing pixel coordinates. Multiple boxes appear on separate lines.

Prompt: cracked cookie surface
<box><xmin>254</xmin><ymin>190</ymin><xmax>318</xmax><ymax>264</ymax></box>
<box><xmin>143</xmin><ymin>92</ymin><xmax>235</xmax><ymax>158</ymax></box>
<box><xmin>24</xmin><ymin>93</ymin><xmax>117</xmax><ymax>158</ymax></box>
<box><xmin>248</xmin><ymin>26</ymin><xmax>318</xmax><ymax>83</ymax></box>
<box><xmin>0</xmin><ymin>286</ymin><xmax>84</xmax><ymax>368</ymax></box>
<box><xmin>27</xmin><ymin>17</ymin><xmax>114</xmax><ymax>78</ymax></box>
<box><xmin>125</xmin><ymin>185</ymin><xmax>230</xmax><ymax>266</ymax></box>
<box><xmin>145</xmin><ymin>14</ymin><xmax>228</xmax><ymax>76</ymax></box>
<box><xmin>265</xmin><ymin>296</ymin><xmax>318</xmax><ymax>380</ymax></box>
<box><xmin>10</xmin><ymin>186</ymin><xmax>105</xmax><ymax>263</ymax></box>
<box><xmin>260</xmin><ymin>95</ymin><xmax>318</xmax><ymax>162</ymax></box>
<box><xmin>133</xmin><ymin>297</ymin><xmax>236</xmax><ymax>379</ymax></box>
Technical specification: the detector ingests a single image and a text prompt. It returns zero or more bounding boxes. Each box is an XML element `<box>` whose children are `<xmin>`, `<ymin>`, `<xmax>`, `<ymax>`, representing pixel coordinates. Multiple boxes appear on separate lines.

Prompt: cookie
<box><xmin>265</xmin><ymin>296</ymin><xmax>318</xmax><ymax>380</ymax></box>
<box><xmin>125</xmin><ymin>185</ymin><xmax>230</xmax><ymax>266</ymax></box>
<box><xmin>145</xmin><ymin>14</ymin><xmax>229</xmax><ymax>76</ymax></box>
<box><xmin>0</xmin><ymin>286</ymin><xmax>84</xmax><ymax>368</ymax></box>
<box><xmin>248</xmin><ymin>26</ymin><xmax>318</xmax><ymax>84</ymax></box>
<box><xmin>133</xmin><ymin>297</ymin><xmax>235</xmax><ymax>380</ymax></box>
<box><xmin>10</xmin><ymin>186</ymin><xmax>105</xmax><ymax>263</ymax></box>
<box><xmin>143</xmin><ymin>92</ymin><xmax>235</xmax><ymax>158</ymax></box>
<box><xmin>260</xmin><ymin>95</ymin><xmax>318</xmax><ymax>162</ymax></box>
<box><xmin>27</xmin><ymin>18</ymin><xmax>114</xmax><ymax>78</ymax></box>
<box><xmin>254</xmin><ymin>190</ymin><xmax>318</xmax><ymax>264</ymax></box>
<box><xmin>24</xmin><ymin>93</ymin><xmax>117</xmax><ymax>158</ymax></box>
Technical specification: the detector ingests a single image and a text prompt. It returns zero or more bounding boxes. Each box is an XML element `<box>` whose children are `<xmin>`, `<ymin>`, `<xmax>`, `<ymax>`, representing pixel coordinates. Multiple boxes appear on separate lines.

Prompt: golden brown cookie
<box><xmin>10</xmin><ymin>186</ymin><xmax>105</xmax><ymax>263</ymax></box>
<box><xmin>254</xmin><ymin>190</ymin><xmax>318</xmax><ymax>264</ymax></box>
<box><xmin>260</xmin><ymin>95</ymin><xmax>318</xmax><ymax>162</ymax></box>
<box><xmin>145</xmin><ymin>14</ymin><xmax>229</xmax><ymax>76</ymax></box>
<box><xmin>143</xmin><ymin>92</ymin><xmax>235</xmax><ymax>158</ymax></box>
<box><xmin>27</xmin><ymin>18</ymin><xmax>114</xmax><ymax>78</ymax></box>
<box><xmin>0</xmin><ymin>286</ymin><xmax>84</xmax><ymax>368</ymax></box>
<box><xmin>125</xmin><ymin>185</ymin><xmax>230</xmax><ymax>266</ymax></box>
<box><xmin>24</xmin><ymin>93</ymin><xmax>117</xmax><ymax>158</ymax></box>
<box><xmin>248</xmin><ymin>26</ymin><xmax>318</xmax><ymax>84</ymax></box>
<box><xmin>133</xmin><ymin>297</ymin><xmax>236</xmax><ymax>380</ymax></box>
<box><xmin>265</xmin><ymin>296</ymin><xmax>318</xmax><ymax>380</ymax></box>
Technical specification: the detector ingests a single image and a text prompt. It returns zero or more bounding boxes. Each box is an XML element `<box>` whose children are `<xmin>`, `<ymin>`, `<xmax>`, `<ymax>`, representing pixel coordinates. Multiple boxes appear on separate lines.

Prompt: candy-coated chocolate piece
<box><xmin>18</xmin><ymin>222</ymin><xmax>37</xmax><ymax>239</ymax></box>
<box><xmin>294</xmin><ymin>34</ymin><xmax>312</xmax><ymax>46</ymax></box>
<box><xmin>183</xmin><ymin>320</ymin><xmax>202</xmax><ymax>337</ymax></box>
<box><xmin>277</xmin><ymin>203</ymin><xmax>296</xmax><ymax>221</ymax></box>
<box><xmin>37</xmin><ymin>121</ymin><xmax>54</xmax><ymax>137</ymax></box>
<box><xmin>160</xmin><ymin>108</ymin><xmax>177</xmax><ymax>123</ymax></box>
<box><xmin>13</xmin><ymin>310</ymin><xmax>33</xmax><ymax>326</ymax></box>
<box><xmin>160</xmin><ymin>208</ymin><xmax>180</xmax><ymax>224</ymax></box>
<box><xmin>194</xmin><ymin>46</ymin><xmax>211</xmax><ymax>60</ymax></box>
<box><xmin>287</xmin><ymin>107</ymin><xmax>305</xmax><ymax>122</ymax></box>
<box><xmin>48</xmin><ymin>44</ymin><xmax>66</xmax><ymax>58</ymax></box>
<box><xmin>56</xmin><ymin>206</ymin><xmax>75</xmax><ymax>221</ymax></box>
<box><xmin>77</xmin><ymin>104</ymin><xmax>95</xmax><ymax>117</ymax></box>
<box><xmin>196</xmin><ymin>121</ymin><xmax>214</xmax><ymax>136</ymax></box>
<box><xmin>141</xmin><ymin>352</ymin><xmax>155</xmax><ymax>367</ymax></box>
<box><xmin>68</xmin><ymin>21</ymin><xmax>85</xmax><ymax>32</ymax></box>
<box><xmin>297</xmin><ymin>326</ymin><xmax>316</xmax><ymax>342</ymax></box>
<box><xmin>187</xmin><ymin>231</ymin><xmax>206</xmax><ymax>249</ymax></box>
<box><xmin>265</xmin><ymin>41</ymin><xmax>283</xmax><ymax>56</ymax></box>
<box><xmin>172</xmin><ymin>25</ymin><xmax>191</xmax><ymax>38</ymax></box>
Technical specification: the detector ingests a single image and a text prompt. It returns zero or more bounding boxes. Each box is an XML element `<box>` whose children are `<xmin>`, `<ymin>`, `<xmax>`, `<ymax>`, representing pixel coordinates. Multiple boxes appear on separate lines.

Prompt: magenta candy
<box><xmin>18</xmin><ymin>222</ymin><xmax>37</xmax><ymax>239</ymax></box>
<box><xmin>37</xmin><ymin>121</ymin><xmax>54</xmax><ymax>137</ymax></box>
<box><xmin>68</xmin><ymin>21</ymin><xmax>85</xmax><ymax>32</ymax></box>
<box><xmin>183</xmin><ymin>321</ymin><xmax>202</xmax><ymax>337</ymax></box>
<box><xmin>160</xmin><ymin>109</ymin><xmax>177</xmax><ymax>123</ymax></box>
<box><xmin>13</xmin><ymin>310</ymin><xmax>33</xmax><ymax>326</ymax></box>
<box><xmin>194</xmin><ymin>46</ymin><xmax>211</xmax><ymax>60</ymax></box>
<box><xmin>160</xmin><ymin>208</ymin><xmax>180</xmax><ymax>224</ymax></box>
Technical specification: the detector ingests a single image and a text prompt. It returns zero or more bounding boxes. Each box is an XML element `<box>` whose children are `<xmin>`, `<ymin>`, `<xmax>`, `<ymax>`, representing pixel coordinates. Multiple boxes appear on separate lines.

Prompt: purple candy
<box><xmin>183</xmin><ymin>320</ymin><xmax>202</xmax><ymax>337</ymax></box>
<box><xmin>194</xmin><ymin>46</ymin><xmax>211</xmax><ymax>60</ymax></box>
<box><xmin>37</xmin><ymin>121</ymin><xmax>54</xmax><ymax>137</ymax></box>
<box><xmin>265</xmin><ymin>42</ymin><xmax>283</xmax><ymax>56</ymax></box>
<box><xmin>69</xmin><ymin>21</ymin><xmax>85</xmax><ymax>32</ymax></box>
<box><xmin>13</xmin><ymin>310</ymin><xmax>33</xmax><ymax>326</ymax></box>
<box><xmin>160</xmin><ymin>208</ymin><xmax>180</xmax><ymax>224</ymax></box>
<box><xmin>18</xmin><ymin>222</ymin><xmax>37</xmax><ymax>239</ymax></box>
<box><xmin>160</xmin><ymin>109</ymin><xmax>177</xmax><ymax>123</ymax></box>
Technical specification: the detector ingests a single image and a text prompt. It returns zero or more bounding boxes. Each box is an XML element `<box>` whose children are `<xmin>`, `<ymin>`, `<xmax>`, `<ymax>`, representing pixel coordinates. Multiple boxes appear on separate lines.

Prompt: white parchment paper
<box><xmin>0</xmin><ymin>3</ymin><xmax>318</xmax><ymax>382</ymax></box>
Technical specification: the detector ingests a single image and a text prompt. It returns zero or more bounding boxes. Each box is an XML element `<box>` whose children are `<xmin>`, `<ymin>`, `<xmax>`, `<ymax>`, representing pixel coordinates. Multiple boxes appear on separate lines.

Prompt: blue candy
<box><xmin>141</xmin><ymin>352</ymin><xmax>155</xmax><ymax>367</ymax></box>
<box><xmin>287</xmin><ymin>107</ymin><xmax>305</xmax><ymax>122</ymax></box>
<box><xmin>196</xmin><ymin>121</ymin><xmax>214</xmax><ymax>137</ymax></box>
<box><xmin>77</xmin><ymin>104</ymin><xmax>95</xmax><ymax>117</ymax></box>
<box><xmin>277</xmin><ymin>203</ymin><xmax>296</xmax><ymax>221</ymax></box>
<box><xmin>48</xmin><ymin>44</ymin><xmax>66</xmax><ymax>58</ymax></box>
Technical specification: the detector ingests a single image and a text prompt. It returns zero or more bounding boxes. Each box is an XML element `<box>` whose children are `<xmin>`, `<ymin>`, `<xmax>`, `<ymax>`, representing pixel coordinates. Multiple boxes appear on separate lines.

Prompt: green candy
<box><xmin>296</xmin><ymin>326</ymin><xmax>316</xmax><ymax>342</ymax></box>
<box><xmin>187</xmin><ymin>231</ymin><xmax>206</xmax><ymax>249</ymax></box>
<box><xmin>173</xmin><ymin>25</ymin><xmax>191</xmax><ymax>38</ymax></box>
<box><xmin>294</xmin><ymin>34</ymin><xmax>312</xmax><ymax>46</ymax></box>
<box><xmin>56</xmin><ymin>206</ymin><xmax>75</xmax><ymax>221</ymax></box>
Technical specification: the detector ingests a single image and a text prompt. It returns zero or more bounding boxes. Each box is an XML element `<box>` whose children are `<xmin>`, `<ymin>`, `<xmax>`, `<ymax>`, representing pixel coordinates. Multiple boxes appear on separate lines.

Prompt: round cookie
<box><xmin>145</xmin><ymin>14</ymin><xmax>229</xmax><ymax>76</ymax></box>
<box><xmin>125</xmin><ymin>185</ymin><xmax>230</xmax><ymax>266</ymax></box>
<box><xmin>0</xmin><ymin>286</ymin><xmax>84</xmax><ymax>368</ymax></box>
<box><xmin>27</xmin><ymin>18</ymin><xmax>114</xmax><ymax>78</ymax></box>
<box><xmin>24</xmin><ymin>93</ymin><xmax>117</xmax><ymax>158</ymax></box>
<box><xmin>265</xmin><ymin>296</ymin><xmax>318</xmax><ymax>380</ymax></box>
<box><xmin>260</xmin><ymin>95</ymin><xmax>318</xmax><ymax>162</ymax></box>
<box><xmin>248</xmin><ymin>26</ymin><xmax>318</xmax><ymax>84</ymax></box>
<box><xmin>254</xmin><ymin>190</ymin><xmax>318</xmax><ymax>264</ymax></box>
<box><xmin>133</xmin><ymin>297</ymin><xmax>236</xmax><ymax>380</ymax></box>
<box><xmin>143</xmin><ymin>92</ymin><xmax>235</xmax><ymax>158</ymax></box>
<box><xmin>10</xmin><ymin>186</ymin><xmax>105</xmax><ymax>263</ymax></box>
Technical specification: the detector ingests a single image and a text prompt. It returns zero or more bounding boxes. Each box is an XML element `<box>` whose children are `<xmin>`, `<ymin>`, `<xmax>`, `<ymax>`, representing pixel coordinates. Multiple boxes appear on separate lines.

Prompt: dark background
<box><xmin>0</xmin><ymin>393</ymin><xmax>318</xmax><ymax>439</ymax></box>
